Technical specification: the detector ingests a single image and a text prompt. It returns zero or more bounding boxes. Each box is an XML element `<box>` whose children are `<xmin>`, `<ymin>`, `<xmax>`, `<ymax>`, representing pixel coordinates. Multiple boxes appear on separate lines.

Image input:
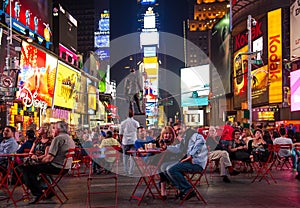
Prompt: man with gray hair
<box><xmin>23</xmin><ymin>121</ymin><xmax>75</xmax><ymax>204</ymax></box>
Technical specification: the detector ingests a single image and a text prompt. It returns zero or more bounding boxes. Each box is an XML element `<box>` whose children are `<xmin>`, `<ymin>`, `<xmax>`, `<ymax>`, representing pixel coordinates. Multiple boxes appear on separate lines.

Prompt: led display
<box><xmin>17</xmin><ymin>41</ymin><xmax>57</xmax><ymax>107</ymax></box>
<box><xmin>181</xmin><ymin>65</ymin><xmax>209</xmax><ymax>107</ymax></box>
<box><xmin>53</xmin><ymin>61</ymin><xmax>80</xmax><ymax>109</ymax></box>
<box><xmin>291</xmin><ymin>69</ymin><xmax>300</xmax><ymax>112</ymax></box>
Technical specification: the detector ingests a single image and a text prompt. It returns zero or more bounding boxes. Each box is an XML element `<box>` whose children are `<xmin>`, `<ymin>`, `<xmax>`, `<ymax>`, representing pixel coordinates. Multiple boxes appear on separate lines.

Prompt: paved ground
<box><xmin>1</xmin><ymin>167</ymin><xmax>300</xmax><ymax>207</ymax></box>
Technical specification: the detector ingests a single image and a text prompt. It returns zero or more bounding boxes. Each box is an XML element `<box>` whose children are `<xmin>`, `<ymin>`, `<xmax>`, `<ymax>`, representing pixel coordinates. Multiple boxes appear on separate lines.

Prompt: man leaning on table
<box><xmin>0</xmin><ymin>126</ymin><xmax>19</xmax><ymax>176</ymax></box>
<box><xmin>22</xmin><ymin>121</ymin><xmax>75</xmax><ymax>204</ymax></box>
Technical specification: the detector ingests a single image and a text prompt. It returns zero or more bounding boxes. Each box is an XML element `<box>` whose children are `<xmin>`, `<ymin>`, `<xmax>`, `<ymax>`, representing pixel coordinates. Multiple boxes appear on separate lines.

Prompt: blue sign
<box><xmin>95</xmin><ymin>35</ymin><xmax>109</xmax><ymax>48</ymax></box>
<box><xmin>141</xmin><ymin>0</ymin><xmax>156</xmax><ymax>5</ymax></box>
<box><xmin>95</xmin><ymin>48</ymin><xmax>110</xmax><ymax>60</ymax></box>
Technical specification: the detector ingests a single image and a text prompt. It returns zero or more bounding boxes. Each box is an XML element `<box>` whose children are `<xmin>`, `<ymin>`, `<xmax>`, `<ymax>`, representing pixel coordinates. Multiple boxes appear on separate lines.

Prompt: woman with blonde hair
<box><xmin>242</xmin><ymin>128</ymin><xmax>253</xmax><ymax>146</ymax></box>
<box><xmin>155</xmin><ymin>126</ymin><xmax>177</xmax><ymax>199</ymax></box>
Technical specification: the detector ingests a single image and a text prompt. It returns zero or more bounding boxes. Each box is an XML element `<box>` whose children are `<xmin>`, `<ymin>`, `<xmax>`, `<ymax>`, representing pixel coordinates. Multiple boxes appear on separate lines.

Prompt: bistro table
<box><xmin>127</xmin><ymin>149</ymin><xmax>166</xmax><ymax>206</ymax></box>
<box><xmin>0</xmin><ymin>153</ymin><xmax>30</xmax><ymax>207</ymax></box>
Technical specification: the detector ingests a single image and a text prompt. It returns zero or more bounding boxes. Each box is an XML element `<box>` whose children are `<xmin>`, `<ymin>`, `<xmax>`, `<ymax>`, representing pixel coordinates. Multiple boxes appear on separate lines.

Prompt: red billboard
<box><xmin>17</xmin><ymin>41</ymin><xmax>58</xmax><ymax>111</ymax></box>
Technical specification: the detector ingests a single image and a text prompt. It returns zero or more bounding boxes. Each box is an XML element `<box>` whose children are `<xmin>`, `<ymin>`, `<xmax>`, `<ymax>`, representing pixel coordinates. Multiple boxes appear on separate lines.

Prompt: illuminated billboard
<box><xmin>233</xmin><ymin>45</ymin><xmax>248</xmax><ymax>108</ymax></box>
<box><xmin>268</xmin><ymin>8</ymin><xmax>282</xmax><ymax>104</ymax></box>
<box><xmin>140</xmin><ymin>0</ymin><xmax>156</xmax><ymax>5</ymax></box>
<box><xmin>181</xmin><ymin>65</ymin><xmax>210</xmax><ymax>107</ymax></box>
<box><xmin>53</xmin><ymin>3</ymin><xmax>78</xmax><ymax>52</ymax></box>
<box><xmin>144</xmin><ymin>13</ymin><xmax>155</xmax><ymax>29</ymax></box>
<box><xmin>140</xmin><ymin>32</ymin><xmax>159</xmax><ymax>47</ymax></box>
<box><xmin>53</xmin><ymin>61</ymin><xmax>80</xmax><ymax>109</ymax></box>
<box><xmin>290</xmin><ymin>0</ymin><xmax>300</xmax><ymax>58</ymax></box>
<box><xmin>291</xmin><ymin>69</ymin><xmax>300</xmax><ymax>112</ymax></box>
<box><xmin>87</xmin><ymin>78</ymin><xmax>97</xmax><ymax>114</ymax></box>
<box><xmin>95</xmin><ymin>34</ymin><xmax>109</xmax><ymax>48</ymax></box>
<box><xmin>17</xmin><ymin>41</ymin><xmax>57</xmax><ymax>108</ymax></box>
<box><xmin>251</xmin><ymin>65</ymin><xmax>269</xmax><ymax>105</ymax></box>
<box><xmin>1</xmin><ymin>0</ymin><xmax>51</xmax><ymax>45</ymax></box>
<box><xmin>75</xmin><ymin>75</ymin><xmax>87</xmax><ymax>114</ymax></box>
<box><xmin>144</xmin><ymin>46</ymin><xmax>156</xmax><ymax>57</ymax></box>
<box><xmin>211</xmin><ymin>13</ymin><xmax>231</xmax><ymax>94</ymax></box>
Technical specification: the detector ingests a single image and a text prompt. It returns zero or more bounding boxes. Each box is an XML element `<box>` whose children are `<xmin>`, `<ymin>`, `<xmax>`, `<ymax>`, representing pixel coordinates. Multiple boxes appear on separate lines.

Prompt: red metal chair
<box><xmin>86</xmin><ymin>146</ymin><xmax>120</xmax><ymax>208</ymax></box>
<box><xmin>274</xmin><ymin>144</ymin><xmax>293</xmax><ymax>170</ymax></box>
<box><xmin>180</xmin><ymin>159</ymin><xmax>209</xmax><ymax>205</ymax></box>
<box><xmin>35</xmin><ymin>148</ymin><xmax>75</xmax><ymax>204</ymax></box>
<box><xmin>251</xmin><ymin>144</ymin><xmax>277</xmax><ymax>184</ymax></box>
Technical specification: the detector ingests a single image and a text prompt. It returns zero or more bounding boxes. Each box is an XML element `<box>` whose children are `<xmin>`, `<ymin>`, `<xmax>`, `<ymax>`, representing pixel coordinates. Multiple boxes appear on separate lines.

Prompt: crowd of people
<box><xmin>0</xmin><ymin>116</ymin><xmax>300</xmax><ymax>204</ymax></box>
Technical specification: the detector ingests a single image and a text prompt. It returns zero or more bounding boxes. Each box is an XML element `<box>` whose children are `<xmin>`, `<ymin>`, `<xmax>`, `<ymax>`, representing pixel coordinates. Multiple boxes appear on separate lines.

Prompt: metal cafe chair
<box><xmin>251</xmin><ymin>144</ymin><xmax>277</xmax><ymax>184</ymax></box>
<box><xmin>34</xmin><ymin>148</ymin><xmax>75</xmax><ymax>204</ymax></box>
<box><xmin>274</xmin><ymin>144</ymin><xmax>293</xmax><ymax>170</ymax></box>
<box><xmin>86</xmin><ymin>146</ymin><xmax>120</xmax><ymax>208</ymax></box>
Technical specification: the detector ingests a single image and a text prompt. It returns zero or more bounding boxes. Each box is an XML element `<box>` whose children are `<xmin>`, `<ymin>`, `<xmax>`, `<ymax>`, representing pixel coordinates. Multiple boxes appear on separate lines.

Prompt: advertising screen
<box><xmin>1</xmin><ymin>0</ymin><xmax>51</xmax><ymax>43</ymax></box>
<box><xmin>144</xmin><ymin>13</ymin><xmax>155</xmax><ymax>29</ymax></box>
<box><xmin>290</xmin><ymin>0</ymin><xmax>300</xmax><ymax>58</ymax></box>
<box><xmin>88</xmin><ymin>84</ymin><xmax>97</xmax><ymax>112</ymax></box>
<box><xmin>140</xmin><ymin>32</ymin><xmax>159</xmax><ymax>47</ymax></box>
<box><xmin>268</xmin><ymin>8</ymin><xmax>282</xmax><ymax>104</ymax></box>
<box><xmin>75</xmin><ymin>76</ymin><xmax>87</xmax><ymax>114</ymax></box>
<box><xmin>211</xmin><ymin>14</ymin><xmax>231</xmax><ymax>94</ymax></box>
<box><xmin>233</xmin><ymin>45</ymin><xmax>248</xmax><ymax>109</ymax></box>
<box><xmin>17</xmin><ymin>41</ymin><xmax>57</xmax><ymax>108</ymax></box>
<box><xmin>140</xmin><ymin>0</ymin><xmax>156</xmax><ymax>5</ymax></box>
<box><xmin>53</xmin><ymin>61</ymin><xmax>80</xmax><ymax>109</ymax></box>
<box><xmin>144</xmin><ymin>46</ymin><xmax>156</xmax><ymax>57</ymax></box>
<box><xmin>251</xmin><ymin>65</ymin><xmax>269</xmax><ymax>105</ymax></box>
<box><xmin>291</xmin><ymin>69</ymin><xmax>300</xmax><ymax>112</ymax></box>
<box><xmin>95</xmin><ymin>34</ymin><xmax>109</xmax><ymax>48</ymax></box>
<box><xmin>181</xmin><ymin>65</ymin><xmax>209</xmax><ymax>107</ymax></box>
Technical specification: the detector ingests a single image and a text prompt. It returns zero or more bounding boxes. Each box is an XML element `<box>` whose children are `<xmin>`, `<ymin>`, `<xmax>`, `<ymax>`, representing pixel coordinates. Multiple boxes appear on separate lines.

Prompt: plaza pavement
<box><xmin>1</xmin><ymin>166</ymin><xmax>300</xmax><ymax>208</ymax></box>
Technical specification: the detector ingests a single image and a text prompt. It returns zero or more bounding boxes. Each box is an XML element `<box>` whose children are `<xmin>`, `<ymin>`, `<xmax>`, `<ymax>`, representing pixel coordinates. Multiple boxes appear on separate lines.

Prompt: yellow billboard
<box><xmin>53</xmin><ymin>61</ymin><xmax>80</xmax><ymax>109</ymax></box>
<box><xmin>88</xmin><ymin>85</ymin><xmax>97</xmax><ymax>111</ymax></box>
<box><xmin>268</xmin><ymin>8</ymin><xmax>282</xmax><ymax>103</ymax></box>
<box><xmin>233</xmin><ymin>45</ymin><xmax>248</xmax><ymax>108</ymax></box>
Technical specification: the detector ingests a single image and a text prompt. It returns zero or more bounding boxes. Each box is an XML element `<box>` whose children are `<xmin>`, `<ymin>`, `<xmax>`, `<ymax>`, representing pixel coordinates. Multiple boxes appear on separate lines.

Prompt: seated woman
<box><xmin>27</xmin><ymin>123</ymin><xmax>53</xmax><ymax>165</ymax></box>
<box><xmin>154</xmin><ymin>126</ymin><xmax>177</xmax><ymax>200</ymax></box>
<box><xmin>248</xmin><ymin>129</ymin><xmax>268</xmax><ymax>162</ymax></box>
<box><xmin>228</xmin><ymin>129</ymin><xmax>250</xmax><ymax>162</ymax></box>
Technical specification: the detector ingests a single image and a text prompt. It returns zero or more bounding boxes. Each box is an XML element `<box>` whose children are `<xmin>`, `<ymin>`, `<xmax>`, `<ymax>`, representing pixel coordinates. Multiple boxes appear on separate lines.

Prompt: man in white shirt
<box><xmin>273</xmin><ymin>127</ymin><xmax>293</xmax><ymax>157</ymax></box>
<box><xmin>119</xmin><ymin>110</ymin><xmax>140</xmax><ymax>175</ymax></box>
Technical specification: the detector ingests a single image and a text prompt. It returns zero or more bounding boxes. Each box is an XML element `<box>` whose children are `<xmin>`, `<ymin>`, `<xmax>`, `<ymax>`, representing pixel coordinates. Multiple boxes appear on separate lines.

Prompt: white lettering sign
<box><xmin>19</xmin><ymin>87</ymin><xmax>48</xmax><ymax>115</ymax></box>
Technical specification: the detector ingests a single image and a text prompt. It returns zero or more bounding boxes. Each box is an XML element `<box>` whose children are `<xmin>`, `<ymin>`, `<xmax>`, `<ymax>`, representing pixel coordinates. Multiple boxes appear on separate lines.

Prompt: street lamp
<box><xmin>247</xmin><ymin>15</ymin><xmax>257</xmax><ymax>128</ymax></box>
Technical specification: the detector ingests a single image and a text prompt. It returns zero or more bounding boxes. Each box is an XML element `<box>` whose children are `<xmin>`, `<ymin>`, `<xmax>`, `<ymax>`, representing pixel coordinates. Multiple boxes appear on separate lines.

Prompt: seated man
<box><xmin>167</xmin><ymin>131</ymin><xmax>208</xmax><ymax>200</ymax></box>
<box><xmin>22</xmin><ymin>121</ymin><xmax>75</xmax><ymax>204</ymax></box>
<box><xmin>0</xmin><ymin>126</ymin><xmax>19</xmax><ymax>175</ymax></box>
<box><xmin>134</xmin><ymin>126</ymin><xmax>155</xmax><ymax>155</ymax></box>
<box><xmin>205</xmin><ymin>126</ymin><xmax>240</xmax><ymax>183</ymax></box>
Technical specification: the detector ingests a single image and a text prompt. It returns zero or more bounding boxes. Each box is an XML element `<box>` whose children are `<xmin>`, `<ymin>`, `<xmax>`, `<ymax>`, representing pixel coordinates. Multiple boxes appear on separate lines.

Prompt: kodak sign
<box><xmin>268</xmin><ymin>9</ymin><xmax>282</xmax><ymax>103</ymax></box>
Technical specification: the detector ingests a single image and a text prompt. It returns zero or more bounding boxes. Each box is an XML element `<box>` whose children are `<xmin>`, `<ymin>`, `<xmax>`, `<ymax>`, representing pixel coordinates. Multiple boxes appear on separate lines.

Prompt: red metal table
<box><xmin>0</xmin><ymin>153</ymin><xmax>30</xmax><ymax>207</ymax></box>
<box><xmin>128</xmin><ymin>149</ymin><xmax>166</xmax><ymax>206</ymax></box>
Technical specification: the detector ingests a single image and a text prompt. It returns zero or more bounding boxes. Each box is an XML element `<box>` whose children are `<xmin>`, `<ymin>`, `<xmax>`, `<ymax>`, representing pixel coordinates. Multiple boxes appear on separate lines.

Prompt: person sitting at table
<box><xmin>22</xmin><ymin>121</ymin><xmax>75</xmax><ymax>204</ymax></box>
<box><xmin>0</xmin><ymin>126</ymin><xmax>19</xmax><ymax>176</ymax></box>
<box><xmin>134</xmin><ymin>126</ymin><xmax>155</xmax><ymax>157</ymax></box>
<box><xmin>154</xmin><ymin>126</ymin><xmax>178</xmax><ymax>199</ymax></box>
<box><xmin>99</xmin><ymin>131</ymin><xmax>121</xmax><ymax>174</ymax></box>
<box><xmin>14</xmin><ymin>129</ymin><xmax>36</xmax><ymax>166</ymax></box>
<box><xmin>166</xmin><ymin>129</ymin><xmax>208</xmax><ymax>200</ymax></box>
<box><xmin>228</xmin><ymin>129</ymin><xmax>250</xmax><ymax>162</ymax></box>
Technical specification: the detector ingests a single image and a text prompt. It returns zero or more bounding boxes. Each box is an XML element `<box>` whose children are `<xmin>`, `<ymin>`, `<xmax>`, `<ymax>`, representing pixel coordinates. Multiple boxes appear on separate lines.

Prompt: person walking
<box><xmin>119</xmin><ymin>110</ymin><xmax>140</xmax><ymax>175</ymax></box>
